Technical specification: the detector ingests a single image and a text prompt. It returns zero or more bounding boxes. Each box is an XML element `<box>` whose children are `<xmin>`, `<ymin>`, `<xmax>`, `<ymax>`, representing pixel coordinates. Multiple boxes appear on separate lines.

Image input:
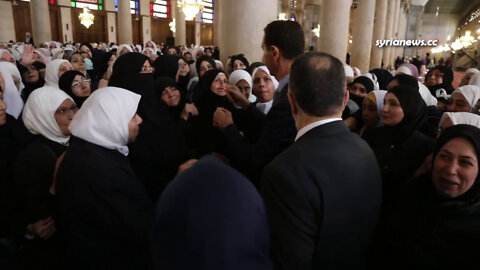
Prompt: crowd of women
<box><xmin>1</xmin><ymin>37</ymin><xmax>480</xmax><ymax>269</ymax></box>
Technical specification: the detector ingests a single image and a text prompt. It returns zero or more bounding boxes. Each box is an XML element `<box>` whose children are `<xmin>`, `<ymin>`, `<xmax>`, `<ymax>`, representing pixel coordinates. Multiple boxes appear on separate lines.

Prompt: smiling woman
<box><xmin>375</xmin><ymin>124</ymin><xmax>480</xmax><ymax>269</ymax></box>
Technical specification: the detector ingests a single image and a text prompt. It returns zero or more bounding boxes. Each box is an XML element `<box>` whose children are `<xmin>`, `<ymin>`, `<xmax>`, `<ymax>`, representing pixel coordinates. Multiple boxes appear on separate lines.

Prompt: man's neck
<box><xmin>275</xmin><ymin>59</ymin><xmax>294</xmax><ymax>81</ymax></box>
<box><xmin>295</xmin><ymin>113</ymin><xmax>342</xmax><ymax>131</ymax></box>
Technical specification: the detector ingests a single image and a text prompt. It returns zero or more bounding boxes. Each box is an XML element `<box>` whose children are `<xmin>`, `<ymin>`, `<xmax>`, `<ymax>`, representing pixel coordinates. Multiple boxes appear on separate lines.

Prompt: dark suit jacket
<box><xmin>260</xmin><ymin>121</ymin><xmax>382</xmax><ymax>270</ymax></box>
<box><xmin>221</xmin><ymin>82</ymin><xmax>296</xmax><ymax>184</ymax></box>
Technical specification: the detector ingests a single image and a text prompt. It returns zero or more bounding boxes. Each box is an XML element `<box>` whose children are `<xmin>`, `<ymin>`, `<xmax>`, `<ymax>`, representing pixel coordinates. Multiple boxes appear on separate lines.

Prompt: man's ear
<box><xmin>271</xmin><ymin>45</ymin><xmax>281</xmax><ymax>64</ymax></box>
<box><xmin>287</xmin><ymin>91</ymin><xmax>297</xmax><ymax>116</ymax></box>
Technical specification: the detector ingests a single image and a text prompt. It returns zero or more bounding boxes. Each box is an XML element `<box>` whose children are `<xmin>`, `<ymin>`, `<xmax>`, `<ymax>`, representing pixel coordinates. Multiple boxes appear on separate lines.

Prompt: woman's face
<box><xmin>58</xmin><ymin>62</ymin><xmax>73</xmax><ymax>79</ymax></box>
<box><xmin>178</xmin><ymin>59</ymin><xmax>190</xmax><ymax>74</ymax></box>
<box><xmin>140</xmin><ymin>60</ymin><xmax>153</xmax><ymax>74</ymax></box>
<box><xmin>236</xmin><ymin>80</ymin><xmax>251</xmax><ymax>99</ymax></box>
<box><xmin>426</xmin><ymin>69</ymin><xmax>444</xmax><ymax>86</ymax></box>
<box><xmin>362</xmin><ymin>98</ymin><xmax>380</xmax><ymax>129</ymax></box>
<box><xmin>80</xmin><ymin>45</ymin><xmax>92</xmax><ymax>58</ymax></box>
<box><xmin>54</xmin><ymin>99</ymin><xmax>78</xmax><ymax>136</ymax></box>
<box><xmin>143</xmin><ymin>49</ymin><xmax>152</xmax><ymax>57</ymax></box>
<box><xmin>198</xmin><ymin>60</ymin><xmax>213</xmax><ymax>78</ymax></box>
<box><xmin>119</xmin><ymin>47</ymin><xmax>129</xmax><ymax>56</ymax></box>
<box><xmin>253</xmin><ymin>69</ymin><xmax>275</xmax><ymax>103</ymax></box>
<box><xmin>128</xmin><ymin>114</ymin><xmax>143</xmax><ymax>143</ymax></box>
<box><xmin>211</xmin><ymin>73</ymin><xmax>228</xmax><ymax>96</ymax></box>
<box><xmin>71</xmin><ymin>75</ymin><xmax>91</xmax><ymax>97</ymax></box>
<box><xmin>432</xmin><ymin>137</ymin><xmax>478</xmax><ymax>198</ymax></box>
<box><xmin>233</xmin><ymin>59</ymin><xmax>246</xmax><ymax>71</ymax></box>
<box><xmin>160</xmin><ymin>86</ymin><xmax>181</xmax><ymax>107</ymax></box>
<box><xmin>23</xmin><ymin>65</ymin><xmax>39</xmax><ymax>84</ymax></box>
<box><xmin>447</xmin><ymin>92</ymin><xmax>471</xmax><ymax>112</ymax></box>
<box><xmin>349</xmin><ymin>83</ymin><xmax>368</xmax><ymax>98</ymax></box>
<box><xmin>382</xmin><ymin>92</ymin><xmax>404</xmax><ymax>126</ymax></box>
<box><xmin>146</xmin><ymin>42</ymin><xmax>155</xmax><ymax>49</ymax></box>
<box><xmin>33</xmin><ymin>52</ymin><xmax>44</xmax><ymax>63</ymax></box>
<box><xmin>70</xmin><ymin>54</ymin><xmax>85</xmax><ymax>72</ymax></box>
<box><xmin>0</xmin><ymin>52</ymin><xmax>14</xmax><ymax>64</ymax></box>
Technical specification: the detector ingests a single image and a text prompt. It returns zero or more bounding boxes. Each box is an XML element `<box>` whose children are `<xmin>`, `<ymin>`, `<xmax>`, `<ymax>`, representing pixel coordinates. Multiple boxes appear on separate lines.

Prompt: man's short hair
<box><xmin>289</xmin><ymin>52</ymin><xmax>346</xmax><ymax>117</ymax></box>
<box><xmin>263</xmin><ymin>20</ymin><xmax>305</xmax><ymax>60</ymax></box>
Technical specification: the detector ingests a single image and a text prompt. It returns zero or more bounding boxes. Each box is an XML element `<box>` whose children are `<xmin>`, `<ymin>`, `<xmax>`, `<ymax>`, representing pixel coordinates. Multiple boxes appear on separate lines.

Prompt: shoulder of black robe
<box><xmin>152</xmin><ymin>155</ymin><xmax>273</xmax><ymax>270</ymax></box>
<box><xmin>93</xmin><ymin>51</ymin><xmax>113</xmax><ymax>80</ymax></box>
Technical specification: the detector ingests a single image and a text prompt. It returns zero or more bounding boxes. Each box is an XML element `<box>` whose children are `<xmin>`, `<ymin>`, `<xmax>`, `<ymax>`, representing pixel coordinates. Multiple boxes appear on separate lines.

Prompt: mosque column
<box><xmin>117</xmin><ymin>0</ymin><xmax>133</xmax><ymax>44</ymax></box>
<box><xmin>194</xmin><ymin>13</ymin><xmax>201</xmax><ymax>46</ymax></box>
<box><xmin>213</xmin><ymin>0</ymin><xmax>222</xmax><ymax>47</ymax></box>
<box><xmin>218</xmin><ymin>0</ymin><xmax>277</xmax><ymax>65</ymax></box>
<box><xmin>382</xmin><ymin>0</ymin><xmax>395</xmax><ymax>68</ymax></box>
<box><xmin>173</xmin><ymin>3</ymin><xmax>187</xmax><ymax>46</ymax></box>
<box><xmin>30</xmin><ymin>0</ymin><xmax>52</xmax><ymax>44</ymax></box>
<box><xmin>350</xmin><ymin>0</ymin><xmax>375</xmax><ymax>73</ymax></box>
<box><xmin>396</xmin><ymin>6</ymin><xmax>407</xmax><ymax>60</ymax></box>
<box><xmin>389</xmin><ymin>0</ymin><xmax>401</xmax><ymax>66</ymax></box>
<box><xmin>317</xmin><ymin>0</ymin><xmax>352</xmax><ymax>63</ymax></box>
<box><xmin>370</xmin><ymin>0</ymin><xmax>388</xmax><ymax>69</ymax></box>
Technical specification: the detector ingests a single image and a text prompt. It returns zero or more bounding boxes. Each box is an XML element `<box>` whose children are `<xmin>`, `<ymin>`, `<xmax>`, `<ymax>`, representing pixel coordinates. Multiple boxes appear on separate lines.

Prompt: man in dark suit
<box><xmin>213</xmin><ymin>20</ymin><xmax>304</xmax><ymax>184</ymax></box>
<box><xmin>260</xmin><ymin>52</ymin><xmax>382</xmax><ymax>270</ymax></box>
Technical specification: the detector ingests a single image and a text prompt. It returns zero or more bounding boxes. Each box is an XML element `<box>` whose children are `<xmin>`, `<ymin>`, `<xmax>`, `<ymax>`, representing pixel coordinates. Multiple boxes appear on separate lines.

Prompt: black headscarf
<box><xmin>353</xmin><ymin>76</ymin><xmax>374</xmax><ymax>93</ymax></box>
<box><xmin>58</xmin><ymin>70</ymin><xmax>89</xmax><ymax>108</ymax></box>
<box><xmin>383</xmin><ymin>85</ymin><xmax>427</xmax><ymax>143</ymax></box>
<box><xmin>110</xmin><ymin>52</ymin><xmax>185</xmax><ymax>201</ymax></box>
<box><xmin>153</xmin><ymin>55</ymin><xmax>178</xmax><ymax>80</ymax></box>
<box><xmin>425</xmin><ymin>65</ymin><xmax>454</xmax><ymax>95</ymax></box>
<box><xmin>195</xmin><ymin>56</ymin><xmax>216</xmax><ymax>76</ymax></box>
<box><xmin>154</xmin><ymin>76</ymin><xmax>185</xmax><ymax>120</ymax></box>
<box><xmin>20</xmin><ymin>61</ymin><xmax>45</xmax><ymax>102</ymax></box>
<box><xmin>370</xmin><ymin>68</ymin><xmax>393</xmax><ymax>90</ymax></box>
<box><xmin>431</xmin><ymin>124</ymin><xmax>480</xmax><ymax>204</ymax></box>
<box><xmin>391</xmin><ymin>74</ymin><xmax>418</xmax><ymax>90</ymax></box>
<box><xmin>94</xmin><ymin>51</ymin><xmax>113</xmax><ymax>80</ymax></box>
<box><xmin>152</xmin><ymin>155</ymin><xmax>273</xmax><ymax>270</ymax></box>
<box><xmin>230</xmin><ymin>54</ymin><xmax>250</xmax><ymax>71</ymax></box>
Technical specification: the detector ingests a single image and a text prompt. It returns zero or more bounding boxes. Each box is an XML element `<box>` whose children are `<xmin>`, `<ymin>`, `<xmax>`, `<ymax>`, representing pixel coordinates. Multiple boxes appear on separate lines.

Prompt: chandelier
<box><xmin>79</xmin><ymin>7</ymin><xmax>94</xmax><ymax>29</ymax></box>
<box><xmin>169</xmin><ymin>19</ymin><xmax>176</xmax><ymax>33</ymax></box>
<box><xmin>177</xmin><ymin>0</ymin><xmax>204</xmax><ymax>21</ymax></box>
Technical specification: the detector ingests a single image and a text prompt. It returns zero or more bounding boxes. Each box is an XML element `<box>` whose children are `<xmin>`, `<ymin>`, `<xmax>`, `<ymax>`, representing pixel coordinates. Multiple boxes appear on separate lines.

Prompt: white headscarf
<box><xmin>451</xmin><ymin>85</ymin><xmax>480</xmax><ymax>111</ymax></box>
<box><xmin>344</xmin><ymin>64</ymin><xmax>354</xmax><ymax>78</ymax></box>
<box><xmin>142</xmin><ymin>47</ymin><xmax>155</xmax><ymax>56</ymax></box>
<box><xmin>144</xmin><ymin>41</ymin><xmax>158</xmax><ymax>55</ymax></box>
<box><xmin>214</xmin><ymin>60</ymin><xmax>223</xmax><ymax>70</ymax></box>
<box><xmin>51</xmin><ymin>48</ymin><xmax>64</xmax><ymax>60</ymax></box>
<box><xmin>22</xmin><ymin>86</ymin><xmax>73</xmax><ymax>145</ymax></box>
<box><xmin>69</xmin><ymin>87</ymin><xmax>141</xmax><ymax>156</ymax></box>
<box><xmin>0</xmin><ymin>61</ymin><xmax>23</xmax><ymax>92</ymax></box>
<box><xmin>229</xmin><ymin>69</ymin><xmax>256</xmax><ymax>103</ymax></box>
<box><xmin>0</xmin><ymin>65</ymin><xmax>23</xmax><ymax>119</ymax></box>
<box><xmin>45</xmin><ymin>59</ymin><xmax>71</xmax><ymax>87</ymax></box>
<box><xmin>252</xmin><ymin>66</ymin><xmax>279</xmax><ymax>90</ymax></box>
<box><xmin>396</xmin><ymin>65</ymin><xmax>412</xmax><ymax>76</ymax></box>
<box><xmin>117</xmin><ymin>44</ymin><xmax>133</xmax><ymax>56</ymax></box>
<box><xmin>365</xmin><ymin>90</ymin><xmax>387</xmax><ymax>127</ymax></box>
<box><xmin>469</xmin><ymin>72</ymin><xmax>480</xmax><ymax>86</ymax></box>
<box><xmin>465</xmin><ymin>68</ymin><xmax>480</xmax><ymax>77</ymax></box>
<box><xmin>33</xmin><ymin>49</ymin><xmax>51</xmax><ymax>64</ymax></box>
<box><xmin>361</xmin><ymin>73</ymin><xmax>380</xmax><ymax>90</ymax></box>
<box><xmin>418</xmin><ymin>82</ymin><xmax>438</xmax><ymax>106</ymax></box>
<box><xmin>0</xmin><ymin>49</ymin><xmax>15</xmax><ymax>64</ymax></box>
<box><xmin>440</xmin><ymin>112</ymin><xmax>480</xmax><ymax>128</ymax></box>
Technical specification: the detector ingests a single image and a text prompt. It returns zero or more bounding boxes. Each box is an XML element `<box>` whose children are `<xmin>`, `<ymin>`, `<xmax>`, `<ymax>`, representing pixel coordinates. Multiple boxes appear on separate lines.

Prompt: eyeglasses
<box><xmin>71</xmin><ymin>79</ymin><xmax>91</xmax><ymax>89</ymax></box>
<box><xmin>55</xmin><ymin>104</ymin><xmax>78</xmax><ymax>115</ymax></box>
<box><xmin>141</xmin><ymin>66</ymin><xmax>154</xmax><ymax>72</ymax></box>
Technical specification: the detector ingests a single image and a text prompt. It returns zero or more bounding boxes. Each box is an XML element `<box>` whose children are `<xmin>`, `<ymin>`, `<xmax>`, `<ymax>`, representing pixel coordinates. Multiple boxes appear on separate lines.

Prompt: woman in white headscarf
<box><xmin>438</xmin><ymin>112</ymin><xmax>480</xmax><ymax>136</ymax></box>
<box><xmin>117</xmin><ymin>44</ymin><xmax>133</xmax><ymax>57</ymax></box>
<box><xmin>361</xmin><ymin>90</ymin><xmax>387</xmax><ymax>136</ymax></box>
<box><xmin>447</xmin><ymin>85</ymin><xmax>480</xmax><ymax>113</ymax></box>
<box><xmin>45</xmin><ymin>59</ymin><xmax>73</xmax><ymax>87</ymax></box>
<box><xmin>144</xmin><ymin>40</ymin><xmax>158</xmax><ymax>55</ymax></box>
<box><xmin>0</xmin><ymin>64</ymin><xmax>23</xmax><ymax>119</ymax></box>
<box><xmin>0</xmin><ymin>61</ymin><xmax>24</xmax><ymax>92</ymax></box>
<box><xmin>461</xmin><ymin>68</ymin><xmax>480</xmax><ymax>86</ymax></box>
<box><xmin>12</xmin><ymin>86</ymin><xmax>76</xmax><ymax>268</ymax></box>
<box><xmin>0</xmin><ymin>49</ymin><xmax>16</xmax><ymax>64</ymax></box>
<box><xmin>229</xmin><ymin>69</ymin><xmax>256</xmax><ymax>103</ymax></box>
<box><xmin>251</xmin><ymin>66</ymin><xmax>279</xmax><ymax>115</ymax></box>
<box><xmin>55</xmin><ymin>86</ymin><xmax>153</xmax><ymax>269</ymax></box>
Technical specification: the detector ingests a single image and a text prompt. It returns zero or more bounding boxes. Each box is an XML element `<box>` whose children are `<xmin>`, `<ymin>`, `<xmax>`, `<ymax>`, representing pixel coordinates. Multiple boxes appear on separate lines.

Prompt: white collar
<box><xmin>295</xmin><ymin>118</ymin><xmax>342</xmax><ymax>141</ymax></box>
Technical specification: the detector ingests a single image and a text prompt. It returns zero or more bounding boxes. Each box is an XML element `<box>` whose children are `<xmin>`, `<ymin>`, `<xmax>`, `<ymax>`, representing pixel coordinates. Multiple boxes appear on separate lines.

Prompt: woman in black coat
<box><xmin>58</xmin><ymin>70</ymin><xmax>92</xmax><ymax>108</ymax></box>
<box><xmin>109</xmin><ymin>52</ymin><xmax>185</xmax><ymax>201</ymax></box>
<box><xmin>55</xmin><ymin>86</ymin><xmax>153</xmax><ymax>270</ymax></box>
<box><xmin>192</xmin><ymin>69</ymin><xmax>238</xmax><ymax>157</ymax></box>
<box><xmin>364</xmin><ymin>85</ymin><xmax>435</xmax><ymax>210</ymax></box>
<box><xmin>12</xmin><ymin>86</ymin><xmax>76</xmax><ymax>269</ymax></box>
<box><xmin>375</xmin><ymin>125</ymin><xmax>480</xmax><ymax>269</ymax></box>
